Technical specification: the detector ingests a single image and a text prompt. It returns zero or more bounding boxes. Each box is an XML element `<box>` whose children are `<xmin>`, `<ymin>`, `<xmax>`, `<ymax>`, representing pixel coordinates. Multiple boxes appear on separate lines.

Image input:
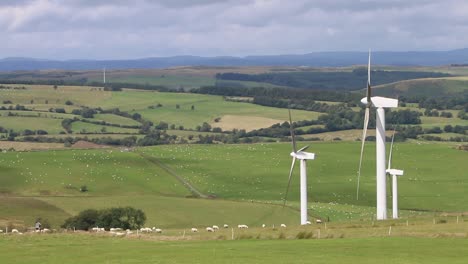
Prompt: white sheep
<box><xmin>91</xmin><ymin>227</ymin><xmax>104</xmax><ymax>232</ymax></box>
<box><xmin>154</xmin><ymin>228</ymin><xmax>162</xmax><ymax>233</ymax></box>
<box><xmin>212</xmin><ymin>225</ymin><xmax>219</xmax><ymax>230</ymax></box>
<box><xmin>237</xmin><ymin>224</ymin><xmax>248</xmax><ymax>229</ymax></box>
<box><xmin>113</xmin><ymin>232</ymin><xmax>126</xmax><ymax>237</ymax></box>
<box><xmin>306</xmin><ymin>221</ymin><xmax>312</xmax><ymax>225</ymax></box>
<box><xmin>11</xmin><ymin>229</ymin><xmax>19</xmax><ymax>233</ymax></box>
<box><xmin>316</xmin><ymin>219</ymin><xmax>323</xmax><ymax>224</ymax></box>
<box><xmin>206</xmin><ymin>227</ymin><xmax>214</xmax><ymax>232</ymax></box>
<box><xmin>191</xmin><ymin>228</ymin><xmax>198</xmax><ymax>233</ymax></box>
<box><xmin>0</xmin><ymin>229</ymin><xmax>3</xmax><ymax>233</ymax></box>
<box><xmin>280</xmin><ymin>224</ymin><xmax>287</xmax><ymax>228</ymax></box>
<box><xmin>41</xmin><ymin>228</ymin><xmax>50</xmax><ymax>233</ymax></box>
<box><xmin>223</xmin><ymin>224</ymin><xmax>229</xmax><ymax>228</ymax></box>
<box><xmin>262</xmin><ymin>224</ymin><xmax>266</xmax><ymax>228</ymax></box>
<box><xmin>140</xmin><ymin>227</ymin><xmax>152</xmax><ymax>233</ymax></box>
<box><xmin>110</xmin><ymin>228</ymin><xmax>122</xmax><ymax>232</ymax></box>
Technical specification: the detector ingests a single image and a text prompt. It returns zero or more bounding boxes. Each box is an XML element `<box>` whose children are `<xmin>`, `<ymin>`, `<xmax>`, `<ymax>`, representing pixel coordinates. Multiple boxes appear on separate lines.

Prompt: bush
<box><xmin>65</xmin><ymin>100</ymin><xmax>73</xmax><ymax>105</ymax></box>
<box><xmin>61</xmin><ymin>209</ymin><xmax>100</xmax><ymax>230</ymax></box>
<box><xmin>61</xmin><ymin>207</ymin><xmax>146</xmax><ymax>231</ymax></box>
<box><xmin>79</xmin><ymin>185</ymin><xmax>88</xmax><ymax>192</ymax></box>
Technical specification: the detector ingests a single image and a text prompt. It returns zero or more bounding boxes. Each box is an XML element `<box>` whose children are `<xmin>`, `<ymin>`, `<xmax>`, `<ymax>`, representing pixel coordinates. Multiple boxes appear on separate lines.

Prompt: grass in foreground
<box><xmin>0</xmin><ymin>234</ymin><xmax>467</xmax><ymax>264</ymax></box>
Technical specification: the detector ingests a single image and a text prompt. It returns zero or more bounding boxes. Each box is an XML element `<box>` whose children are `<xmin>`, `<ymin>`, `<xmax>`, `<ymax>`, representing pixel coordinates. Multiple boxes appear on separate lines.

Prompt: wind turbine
<box><xmin>103</xmin><ymin>67</ymin><xmax>106</xmax><ymax>85</ymax></box>
<box><xmin>386</xmin><ymin>129</ymin><xmax>404</xmax><ymax>219</ymax></box>
<box><xmin>284</xmin><ymin>109</ymin><xmax>316</xmax><ymax>225</ymax></box>
<box><xmin>356</xmin><ymin>50</ymin><xmax>399</xmax><ymax>220</ymax></box>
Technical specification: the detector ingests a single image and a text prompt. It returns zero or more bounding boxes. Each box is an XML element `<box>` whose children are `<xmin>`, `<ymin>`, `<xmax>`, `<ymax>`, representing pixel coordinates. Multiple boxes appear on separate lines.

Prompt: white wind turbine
<box><xmin>283</xmin><ymin>109</ymin><xmax>316</xmax><ymax>225</ymax></box>
<box><xmin>103</xmin><ymin>67</ymin><xmax>106</xmax><ymax>85</ymax></box>
<box><xmin>386</xmin><ymin>129</ymin><xmax>404</xmax><ymax>219</ymax></box>
<box><xmin>356</xmin><ymin>50</ymin><xmax>399</xmax><ymax>220</ymax></box>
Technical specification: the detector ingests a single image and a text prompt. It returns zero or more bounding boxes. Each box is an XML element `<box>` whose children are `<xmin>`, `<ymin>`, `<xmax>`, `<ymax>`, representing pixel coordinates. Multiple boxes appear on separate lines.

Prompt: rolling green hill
<box><xmin>0</xmin><ymin>141</ymin><xmax>466</xmax><ymax>229</ymax></box>
<box><xmin>372</xmin><ymin>77</ymin><xmax>468</xmax><ymax>97</ymax></box>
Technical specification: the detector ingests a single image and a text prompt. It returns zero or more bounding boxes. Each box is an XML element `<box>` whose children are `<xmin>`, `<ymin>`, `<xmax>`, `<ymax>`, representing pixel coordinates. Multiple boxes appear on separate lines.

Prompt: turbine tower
<box><xmin>103</xmin><ymin>67</ymin><xmax>106</xmax><ymax>85</ymax></box>
<box><xmin>386</xmin><ymin>129</ymin><xmax>404</xmax><ymax>219</ymax></box>
<box><xmin>356</xmin><ymin>50</ymin><xmax>399</xmax><ymax>220</ymax></box>
<box><xmin>284</xmin><ymin>109</ymin><xmax>316</xmax><ymax>225</ymax></box>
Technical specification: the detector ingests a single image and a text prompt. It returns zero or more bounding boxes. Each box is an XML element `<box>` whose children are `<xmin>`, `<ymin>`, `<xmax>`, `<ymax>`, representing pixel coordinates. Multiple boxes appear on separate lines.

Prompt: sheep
<box><xmin>91</xmin><ymin>227</ymin><xmax>105</xmax><ymax>232</ymax></box>
<box><xmin>154</xmin><ymin>228</ymin><xmax>162</xmax><ymax>233</ymax></box>
<box><xmin>41</xmin><ymin>228</ymin><xmax>50</xmax><ymax>233</ymax></box>
<box><xmin>305</xmin><ymin>221</ymin><xmax>312</xmax><ymax>225</ymax></box>
<box><xmin>126</xmin><ymin>229</ymin><xmax>133</xmax><ymax>235</ymax></box>
<box><xmin>280</xmin><ymin>224</ymin><xmax>287</xmax><ymax>228</ymax></box>
<box><xmin>223</xmin><ymin>224</ymin><xmax>229</xmax><ymax>228</ymax></box>
<box><xmin>212</xmin><ymin>225</ymin><xmax>219</xmax><ymax>230</ymax></box>
<box><xmin>237</xmin><ymin>224</ymin><xmax>248</xmax><ymax>229</ymax></box>
<box><xmin>140</xmin><ymin>227</ymin><xmax>152</xmax><ymax>233</ymax></box>
<box><xmin>11</xmin><ymin>229</ymin><xmax>19</xmax><ymax>233</ymax></box>
<box><xmin>262</xmin><ymin>224</ymin><xmax>266</xmax><ymax>228</ymax></box>
<box><xmin>110</xmin><ymin>228</ymin><xmax>122</xmax><ymax>232</ymax></box>
<box><xmin>191</xmin><ymin>228</ymin><xmax>198</xmax><ymax>233</ymax></box>
<box><xmin>316</xmin><ymin>219</ymin><xmax>323</xmax><ymax>224</ymax></box>
<box><xmin>0</xmin><ymin>229</ymin><xmax>3</xmax><ymax>233</ymax></box>
<box><xmin>206</xmin><ymin>227</ymin><xmax>214</xmax><ymax>232</ymax></box>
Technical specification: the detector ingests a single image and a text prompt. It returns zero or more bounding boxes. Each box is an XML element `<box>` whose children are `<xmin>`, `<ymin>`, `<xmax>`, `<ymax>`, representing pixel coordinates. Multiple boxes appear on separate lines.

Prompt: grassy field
<box><xmin>139</xmin><ymin>142</ymin><xmax>468</xmax><ymax>212</ymax></box>
<box><xmin>0</xmin><ymin>234</ymin><xmax>467</xmax><ymax>264</ymax></box>
<box><xmin>95</xmin><ymin>91</ymin><xmax>319</xmax><ymax>129</ymax></box>
<box><xmin>0</xmin><ymin>116</ymin><xmax>64</xmax><ymax>134</ymax></box>
<box><xmin>373</xmin><ymin>77</ymin><xmax>468</xmax><ymax>97</ymax></box>
<box><xmin>92</xmin><ymin>114</ymin><xmax>141</xmax><ymax>126</ymax></box>
<box><xmin>0</xmin><ymin>83</ymin><xmax>464</xmax><ymax>139</ymax></box>
<box><xmin>71</xmin><ymin>121</ymin><xmax>140</xmax><ymax>134</ymax></box>
<box><xmin>0</xmin><ymin>141</ymin><xmax>466</xmax><ymax>229</ymax></box>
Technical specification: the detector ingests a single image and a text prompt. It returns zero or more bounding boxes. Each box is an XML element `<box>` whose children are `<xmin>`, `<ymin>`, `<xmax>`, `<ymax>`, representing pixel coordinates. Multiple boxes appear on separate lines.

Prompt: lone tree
<box><xmin>191</xmin><ymin>105</ymin><xmax>195</xmax><ymax>110</ymax></box>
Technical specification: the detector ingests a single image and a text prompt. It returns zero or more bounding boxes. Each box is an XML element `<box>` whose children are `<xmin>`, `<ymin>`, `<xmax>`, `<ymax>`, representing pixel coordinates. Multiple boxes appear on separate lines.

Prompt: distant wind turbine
<box><xmin>284</xmin><ymin>109</ymin><xmax>316</xmax><ymax>225</ymax></box>
<box><xmin>386</xmin><ymin>128</ymin><xmax>404</xmax><ymax>219</ymax></box>
<box><xmin>356</xmin><ymin>49</ymin><xmax>399</xmax><ymax>220</ymax></box>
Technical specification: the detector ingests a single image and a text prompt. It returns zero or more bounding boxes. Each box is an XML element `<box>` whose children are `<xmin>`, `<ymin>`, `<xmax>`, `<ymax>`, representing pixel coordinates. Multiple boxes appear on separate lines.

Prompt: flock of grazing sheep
<box><xmin>0</xmin><ymin>219</ymin><xmax>324</xmax><ymax>236</ymax></box>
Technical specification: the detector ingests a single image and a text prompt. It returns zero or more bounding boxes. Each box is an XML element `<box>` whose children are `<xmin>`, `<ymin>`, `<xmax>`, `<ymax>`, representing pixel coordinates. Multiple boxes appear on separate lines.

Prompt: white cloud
<box><xmin>0</xmin><ymin>0</ymin><xmax>467</xmax><ymax>59</ymax></box>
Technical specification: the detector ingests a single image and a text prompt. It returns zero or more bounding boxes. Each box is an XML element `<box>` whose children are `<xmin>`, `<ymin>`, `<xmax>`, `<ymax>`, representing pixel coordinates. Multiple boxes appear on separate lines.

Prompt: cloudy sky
<box><xmin>0</xmin><ymin>0</ymin><xmax>467</xmax><ymax>59</ymax></box>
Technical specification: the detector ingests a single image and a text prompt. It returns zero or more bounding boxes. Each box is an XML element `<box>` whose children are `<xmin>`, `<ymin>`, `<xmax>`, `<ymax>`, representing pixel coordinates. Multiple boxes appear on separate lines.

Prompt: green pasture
<box><xmin>0</xmin><ymin>149</ymin><xmax>187</xmax><ymax>197</ymax></box>
<box><xmin>0</xmin><ymin>235</ymin><xmax>467</xmax><ymax>264</ymax></box>
<box><xmin>373</xmin><ymin>77</ymin><xmax>468</xmax><ymax>97</ymax></box>
<box><xmin>71</xmin><ymin>121</ymin><xmax>140</xmax><ymax>134</ymax></box>
<box><xmin>139</xmin><ymin>142</ymin><xmax>468</xmax><ymax>212</ymax></box>
<box><xmin>1</xmin><ymin>141</ymin><xmax>466</xmax><ymax>229</ymax></box>
<box><xmin>92</xmin><ymin>114</ymin><xmax>141</xmax><ymax>126</ymax></box>
<box><xmin>95</xmin><ymin>91</ymin><xmax>320</xmax><ymax>129</ymax></box>
<box><xmin>420</xmin><ymin>116</ymin><xmax>468</xmax><ymax>129</ymax></box>
<box><xmin>0</xmin><ymin>116</ymin><xmax>64</xmax><ymax>133</ymax></box>
<box><xmin>0</xmin><ymin>84</ymin><xmax>110</xmax><ymax>106</ymax></box>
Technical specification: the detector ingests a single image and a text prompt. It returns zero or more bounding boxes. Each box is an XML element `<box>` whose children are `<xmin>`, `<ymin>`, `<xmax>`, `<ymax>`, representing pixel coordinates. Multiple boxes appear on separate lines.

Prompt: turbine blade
<box><xmin>288</xmin><ymin>108</ymin><xmax>297</xmax><ymax>153</ymax></box>
<box><xmin>298</xmin><ymin>145</ymin><xmax>309</xmax><ymax>152</ymax></box>
<box><xmin>356</xmin><ymin>107</ymin><xmax>370</xmax><ymax>200</ymax></box>
<box><xmin>283</xmin><ymin>157</ymin><xmax>296</xmax><ymax>206</ymax></box>
<box><xmin>367</xmin><ymin>49</ymin><xmax>372</xmax><ymax>103</ymax></box>
<box><xmin>387</xmin><ymin>126</ymin><xmax>396</xmax><ymax>170</ymax></box>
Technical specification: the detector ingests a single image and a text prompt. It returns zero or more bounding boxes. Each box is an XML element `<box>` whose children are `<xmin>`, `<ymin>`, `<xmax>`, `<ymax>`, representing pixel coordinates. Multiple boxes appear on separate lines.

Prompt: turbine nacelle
<box><xmin>361</xmin><ymin>96</ymin><xmax>399</xmax><ymax>108</ymax></box>
<box><xmin>290</xmin><ymin>151</ymin><xmax>315</xmax><ymax>160</ymax></box>
<box><xmin>386</xmin><ymin>168</ymin><xmax>404</xmax><ymax>176</ymax></box>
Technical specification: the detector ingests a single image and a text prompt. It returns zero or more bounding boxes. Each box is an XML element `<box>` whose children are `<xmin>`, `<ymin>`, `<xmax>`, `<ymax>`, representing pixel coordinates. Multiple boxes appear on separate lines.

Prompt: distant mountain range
<box><xmin>3</xmin><ymin>49</ymin><xmax>468</xmax><ymax>71</ymax></box>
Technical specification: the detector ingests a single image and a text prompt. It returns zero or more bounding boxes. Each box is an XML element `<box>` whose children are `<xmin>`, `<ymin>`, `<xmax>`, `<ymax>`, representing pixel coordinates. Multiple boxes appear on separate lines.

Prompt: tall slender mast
<box><xmin>103</xmin><ymin>67</ymin><xmax>106</xmax><ymax>85</ymax></box>
<box><xmin>376</xmin><ymin>107</ymin><xmax>387</xmax><ymax>220</ymax></box>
